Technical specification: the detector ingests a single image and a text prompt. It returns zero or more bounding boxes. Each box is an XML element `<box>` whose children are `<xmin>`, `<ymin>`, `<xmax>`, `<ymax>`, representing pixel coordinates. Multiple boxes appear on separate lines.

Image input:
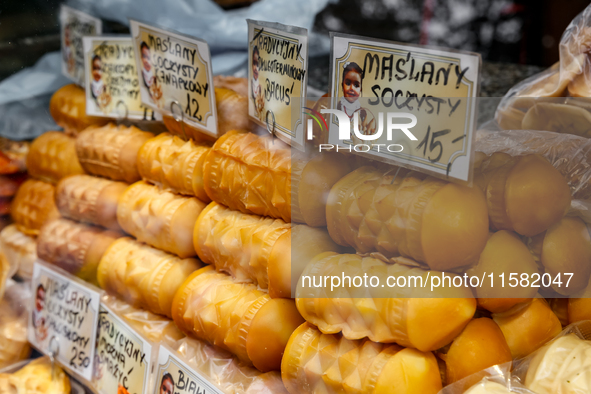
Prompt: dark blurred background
<box><xmin>1</xmin><ymin>0</ymin><xmax>589</xmax><ymax>81</ymax></box>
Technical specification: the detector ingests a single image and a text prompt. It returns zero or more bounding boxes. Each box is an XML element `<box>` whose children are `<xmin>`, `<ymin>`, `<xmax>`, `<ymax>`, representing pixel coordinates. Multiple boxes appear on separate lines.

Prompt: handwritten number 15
<box><xmin>416</xmin><ymin>126</ymin><xmax>451</xmax><ymax>163</ymax></box>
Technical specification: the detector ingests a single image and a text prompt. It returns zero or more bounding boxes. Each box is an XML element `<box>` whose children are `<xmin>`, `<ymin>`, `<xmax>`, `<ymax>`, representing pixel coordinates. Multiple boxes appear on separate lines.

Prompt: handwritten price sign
<box><xmin>28</xmin><ymin>261</ymin><xmax>100</xmax><ymax>381</ymax></box>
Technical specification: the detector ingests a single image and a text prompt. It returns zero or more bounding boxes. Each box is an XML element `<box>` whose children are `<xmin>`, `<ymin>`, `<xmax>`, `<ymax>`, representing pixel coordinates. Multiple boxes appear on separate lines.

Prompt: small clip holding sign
<box><xmin>48</xmin><ymin>336</ymin><xmax>60</xmax><ymax>382</ymax></box>
<box><xmin>129</xmin><ymin>19</ymin><xmax>218</xmax><ymax>139</ymax></box>
<box><xmin>60</xmin><ymin>5</ymin><xmax>102</xmax><ymax>86</ymax></box>
<box><xmin>170</xmin><ymin>100</ymin><xmax>188</xmax><ymax>140</ymax></box>
<box><xmin>247</xmin><ymin>20</ymin><xmax>309</xmax><ymax>150</ymax></box>
<box><xmin>28</xmin><ymin>261</ymin><xmax>101</xmax><ymax>383</ymax></box>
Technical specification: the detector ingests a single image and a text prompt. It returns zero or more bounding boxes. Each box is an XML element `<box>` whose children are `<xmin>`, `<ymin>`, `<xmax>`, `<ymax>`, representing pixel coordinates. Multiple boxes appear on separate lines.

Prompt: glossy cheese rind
<box><xmin>295</xmin><ymin>253</ymin><xmax>476</xmax><ymax>351</ymax></box>
<box><xmin>11</xmin><ymin>179</ymin><xmax>60</xmax><ymax>236</ymax></box>
<box><xmin>326</xmin><ymin>166</ymin><xmax>489</xmax><ymax>270</ymax></box>
<box><xmin>75</xmin><ymin>124</ymin><xmax>154</xmax><ymax>183</ymax></box>
<box><xmin>37</xmin><ymin>218</ymin><xmax>121</xmax><ymax>285</ymax></box>
<box><xmin>56</xmin><ymin>174</ymin><xmax>127</xmax><ymax>231</ymax></box>
<box><xmin>171</xmin><ymin>267</ymin><xmax>304</xmax><ymax>372</ymax></box>
<box><xmin>27</xmin><ymin>131</ymin><xmax>85</xmax><ymax>184</ymax></box>
<box><xmin>137</xmin><ymin>133</ymin><xmax>211</xmax><ymax>202</ymax></box>
<box><xmin>203</xmin><ymin>131</ymin><xmax>291</xmax><ymax>222</ymax></box>
<box><xmin>281</xmin><ymin>322</ymin><xmax>442</xmax><ymax>394</ymax></box>
<box><xmin>49</xmin><ymin>84</ymin><xmax>108</xmax><ymax>136</ymax></box>
<box><xmin>97</xmin><ymin>237</ymin><xmax>202</xmax><ymax>317</ymax></box>
<box><xmin>117</xmin><ymin>181</ymin><xmax>206</xmax><ymax>258</ymax></box>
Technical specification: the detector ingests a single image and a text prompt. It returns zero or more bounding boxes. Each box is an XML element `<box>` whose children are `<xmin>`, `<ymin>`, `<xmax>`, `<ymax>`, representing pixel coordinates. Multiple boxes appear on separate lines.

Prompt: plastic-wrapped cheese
<box><xmin>172</xmin><ymin>266</ymin><xmax>304</xmax><ymax>372</ymax></box>
<box><xmin>56</xmin><ymin>175</ymin><xmax>127</xmax><ymax>231</ymax></box>
<box><xmin>0</xmin><ymin>357</ymin><xmax>71</xmax><ymax>394</ymax></box>
<box><xmin>525</xmin><ymin>334</ymin><xmax>591</xmax><ymax>394</ymax></box>
<box><xmin>493</xmin><ymin>298</ymin><xmax>562</xmax><ymax>359</ymax></box>
<box><xmin>27</xmin><ymin>131</ymin><xmax>85</xmax><ymax>184</ymax></box>
<box><xmin>49</xmin><ymin>84</ymin><xmax>107</xmax><ymax>136</ymax></box>
<box><xmin>11</xmin><ymin>179</ymin><xmax>60</xmax><ymax>236</ymax></box>
<box><xmin>474</xmin><ymin>152</ymin><xmax>571</xmax><ymax>237</ymax></box>
<box><xmin>528</xmin><ymin>216</ymin><xmax>591</xmax><ymax>295</ymax></box>
<box><xmin>0</xmin><ymin>225</ymin><xmax>36</xmax><ymax>280</ymax></box>
<box><xmin>291</xmin><ymin>152</ymin><xmax>352</xmax><ymax>227</ymax></box>
<box><xmin>76</xmin><ymin>124</ymin><xmax>154</xmax><ymax>183</ymax></box>
<box><xmin>296</xmin><ymin>252</ymin><xmax>476</xmax><ymax>351</ymax></box>
<box><xmin>37</xmin><ymin>219</ymin><xmax>121</xmax><ymax>285</ymax></box>
<box><xmin>465</xmin><ymin>381</ymin><xmax>521</xmax><ymax>394</ymax></box>
<box><xmin>468</xmin><ymin>231</ymin><xmax>538</xmax><ymax>312</ymax></box>
<box><xmin>137</xmin><ymin>133</ymin><xmax>211</xmax><ymax>202</ymax></box>
<box><xmin>326</xmin><ymin>166</ymin><xmax>489</xmax><ymax>271</ymax></box>
<box><xmin>203</xmin><ymin>131</ymin><xmax>291</xmax><ymax>222</ymax></box>
<box><xmin>163</xmin><ymin>87</ymin><xmax>249</xmax><ymax>143</ymax></box>
<box><xmin>117</xmin><ymin>181</ymin><xmax>206</xmax><ymax>258</ymax></box>
<box><xmin>281</xmin><ymin>322</ymin><xmax>442</xmax><ymax>394</ymax></box>
<box><xmin>194</xmin><ymin>202</ymin><xmax>290</xmax><ymax>288</ymax></box>
<box><xmin>268</xmin><ymin>224</ymin><xmax>342</xmax><ymax>299</ymax></box>
<box><xmin>445</xmin><ymin>318</ymin><xmax>512</xmax><ymax>384</ymax></box>
<box><xmin>97</xmin><ymin>237</ymin><xmax>203</xmax><ymax>317</ymax></box>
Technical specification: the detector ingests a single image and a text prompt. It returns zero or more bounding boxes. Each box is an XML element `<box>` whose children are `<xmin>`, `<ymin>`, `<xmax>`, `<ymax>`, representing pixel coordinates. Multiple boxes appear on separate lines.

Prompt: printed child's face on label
<box><xmin>141</xmin><ymin>46</ymin><xmax>151</xmax><ymax>72</ymax></box>
<box><xmin>36</xmin><ymin>287</ymin><xmax>45</xmax><ymax>311</ymax></box>
<box><xmin>342</xmin><ymin>70</ymin><xmax>361</xmax><ymax>102</ymax></box>
<box><xmin>252</xmin><ymin>51</ymin><xmax>259</xmax><ymax>80</ymax></box>
<box><xmin>160</xmin><ymin>378</ymin><xmax>173</xmax><ymax>394</ymax></box>
<box><xmin>92</xmin><ymin>57</ymin><xmax>102</xmax><ymax>81</ymax></box>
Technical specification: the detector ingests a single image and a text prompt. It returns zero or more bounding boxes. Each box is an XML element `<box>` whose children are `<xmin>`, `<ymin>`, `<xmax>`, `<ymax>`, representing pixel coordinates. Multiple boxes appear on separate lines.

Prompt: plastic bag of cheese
<box><xmin>439</xmin><ymin>363</ymin><xmax>535</xmax><ymax>394</ymax></box>
<box><xmin>512</xmin><ymin>320</ymin><xmax>591</xmax><ymax>394</ymax></box>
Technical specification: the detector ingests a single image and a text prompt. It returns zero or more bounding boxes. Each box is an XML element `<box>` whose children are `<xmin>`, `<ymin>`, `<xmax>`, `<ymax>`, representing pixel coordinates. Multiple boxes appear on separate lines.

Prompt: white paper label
<box><xmin>93</xmin><ymin>303</ymin><xmax>153</xmax><ymax>394</ymax></box>
<box><xmin>60</xmin><ymin>5</ymin><xmax>102</xmax><ymax>86</ymax></box>
<box><xmin>154</xmin><ymin>346</ymin><xmax>224</xmax><ymax>394</ymax></box>
<box><xmin>28</xmin><ymin>261</ymin><xmax>101</xmax><ymax>381</ymax></box>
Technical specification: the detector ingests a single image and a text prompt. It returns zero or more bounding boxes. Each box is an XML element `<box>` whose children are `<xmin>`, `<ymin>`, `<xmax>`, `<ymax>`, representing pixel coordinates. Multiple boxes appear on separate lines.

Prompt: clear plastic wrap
<box><xmin>0</xmin><ymin>225</ymin><xmax>37</xmax><ymax>281</ymax></box>
<box><xmin>439</xmin><ymin>364</ymin><xmax>535</xmax><ymax>394</ymax></box>
<box><xmin>203</xmin><ymin>131</ymin><xmax>291</xmax><ymax>222</ymax></box>
<box><xmin>281</xmin><ymin>322</ymin><xmax>442</xmax><ymax>394</ymax></box>
<box><xmin>101</xmin><ymin>294</ymin><xmax>289</xmax><ymax>394</ymax></box>
<box><xmin>75</xmin><ymin>123</ymin><xmax>154</xmax><ymax>183</ymax></box>
<box><xmin>325</xmin><ymin>166</ymin><xmax>489</xmax><ymax>271</ymax></box>
<box><xmin>473</xmin><ymin>152</ymin><xmax>571</xmax><ymax>237</ymax></box>
<box><xmin>49</xmin><ymin>84</ymin><xmax>108</xmax><ymax>137</ymax></box>
<box><xmin>171</xmin><ymin>266</ymin><xmax>304</xmax><ymax>372</ymax></box>
<box><xmin>442</xmin><ymin>318</ymin><xmax>512</xmax><ymax>385</ymax></box>
<box><xmin>0</xmin><ymin>280</ymin><xmax>31</xmax><ymax>371</ymax></box>
<box><xmin>495</xmin><ymin>4</ymin><xmax>591</xmax><ymax>133</ymax></box>
<box><xmin>193</xmin><ymin>202</ymin><xmax>291</xmax><ymax>289</ymax></box>
<box><xmin>291</xmin><ymin>152</ymin><xmax>353</xmax><ymax>227</ymax></box>
<box><xmin>10</xmin><ymin>179</ymin><xmax>60</xmax><ymax>236</ymax></box>
<box><xmin>55</xmin><ymin>174</ymin><xmax>127</xmax><ymax>231</ymax></box>
<box><xmin>492</xmin><ymin>298</ymin><xmax>562</xmax><ymax>359</ymax></box>
<box><xmin>100</xmin><ymin>294</ymin><xmax>184</xmax><ymax>346</ymax></box>
<box><xmin>117</xmin><ymin>181</ymin><xmax>206</xmax><ymax>258</ymax></box>
<box><xmin>512</xmin><ymin>321</ymin><xmax>591</xmax><ymax>394</ymax></box>
<box><xmin>97</xmin><ymin>237</ymin><xmax>203</xmax><ymax>318</ymax></box>
<box><xmin>475</xmin><ymin>129</ymin><xmax>591</xmax><ymax>201</ymax></box>
<box><xmin>137</xmin><ymin>133</ymin><xmax>211</xmax><ymax>202</ymax></box>
<box><xmin>0</xmin><ymin>356</ymin><xmax>70</xmax><ymax>394</ymax></box>
<box><xmin>26</xmin><ymin>131</ymin><xmax>85</xmax><ymax>184</ymax></box>
<box><xmin>295</xmin><ymin>252</ymin><xmax>476</xmax><ymax>351</ymax></box>
<box><xmin>37</xmin><ymin>218</ymin><xmax>122</xmax><ymax>286</ymax></box>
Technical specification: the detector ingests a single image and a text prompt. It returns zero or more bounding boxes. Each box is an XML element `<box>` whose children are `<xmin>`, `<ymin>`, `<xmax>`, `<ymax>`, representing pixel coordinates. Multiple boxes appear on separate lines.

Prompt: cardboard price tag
<box><xmin>130</xmin><ymin>20</ymin><xmax>217</xmax><ymax>138</ymax></box>
<box><xmin>327</xmin><ymin>33</ymin><xmax>481</xmax><ymax>182</ymax></box>
<box><xmin>60</xmin><ymin>5</ymin><xmax>102</xmax><ymax>86</ymax></box>
<box><xmin>154</xmin><ymin>346</ymin><xmax>224</xmax><ymax>394</ymax></box>
<box><xmin>28</xmin><ymin>261</ymin><xmax>101</xmax><ymax>382</ymax></box>
<box><xmin>93</xmin><ymin>303</ymin><xmax>153</xmax><ymax>394</ymax></box>
<box><xmin>247</xmin><ymin>20</ymin><xmax>308</xmax><ymax>149</ymax></box>
<box><xmin>83</xmin><ymin>36</ymin><xmax>161</xmax><ymax>121</ymax></box>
